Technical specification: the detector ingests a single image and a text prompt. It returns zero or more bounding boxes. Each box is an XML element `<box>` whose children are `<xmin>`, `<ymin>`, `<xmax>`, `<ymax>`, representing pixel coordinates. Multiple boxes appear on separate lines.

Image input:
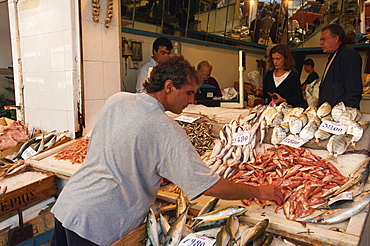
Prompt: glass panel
<box><xmin>121</xmin><ymin>0</ymin><xmax>369</xmax><ymax>49</ymax></box>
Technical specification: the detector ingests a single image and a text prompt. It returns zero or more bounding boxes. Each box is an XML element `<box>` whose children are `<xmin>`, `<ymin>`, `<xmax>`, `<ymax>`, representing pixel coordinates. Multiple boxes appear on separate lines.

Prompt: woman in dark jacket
<box><xmin>262</xmin><ymin>44</ymin><xmax>306</xmax><ymax>108</ymax></box>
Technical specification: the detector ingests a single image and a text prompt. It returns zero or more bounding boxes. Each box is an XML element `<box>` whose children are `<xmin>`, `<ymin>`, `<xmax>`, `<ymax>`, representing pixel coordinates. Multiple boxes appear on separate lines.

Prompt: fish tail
<box><xmin>326</xmin><ymin>154</ymin><xmax>337</xmax><ymax>163</ymax></box>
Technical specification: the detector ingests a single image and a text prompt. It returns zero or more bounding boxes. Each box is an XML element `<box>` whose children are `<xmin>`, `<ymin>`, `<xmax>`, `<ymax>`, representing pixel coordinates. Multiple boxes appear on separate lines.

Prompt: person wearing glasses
<box><xmin>136</xmin><ymin>37</ymin><xmax>173</xmax><ymax>93</ymax></box>
<box><xmin>261</xmin><ymin>44</ymin><xmax>306</xmax><ymax>107</ymax></box>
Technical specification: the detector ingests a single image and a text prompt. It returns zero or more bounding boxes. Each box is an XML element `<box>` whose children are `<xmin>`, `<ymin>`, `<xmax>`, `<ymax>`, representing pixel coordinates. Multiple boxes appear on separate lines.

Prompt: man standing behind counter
<box><xmin>51</xmin><ymin>55</ymin><xmax>283</xmax><ymax>246</ymax></box>
<box><xmin>197</xmin><ymin>60</ymin><xmax>222</xmax><ymax>97</ymax></box>
<box><xmin>136</xmin><ymin>37</ymin><xmax>173</xmax><ymax>92</ymax></box>
<box><xmin>319</xmin><ymin>24</ymin><xmax>362</xmax><ymax>109</ymax></box>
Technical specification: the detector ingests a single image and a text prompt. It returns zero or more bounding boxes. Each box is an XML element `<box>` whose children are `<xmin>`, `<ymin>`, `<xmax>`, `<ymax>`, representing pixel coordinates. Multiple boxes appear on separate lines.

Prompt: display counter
<box><xmin>25</xmin><ymin>104</ymin><xmax>370</xmax><ymax>245</ymax></box>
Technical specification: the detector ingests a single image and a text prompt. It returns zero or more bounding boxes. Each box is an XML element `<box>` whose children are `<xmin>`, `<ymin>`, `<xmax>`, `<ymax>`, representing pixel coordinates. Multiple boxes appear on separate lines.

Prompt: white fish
<box><xmin>314</xmin><ymin>129</ymin><xmax>332</xmax><ymax>144</ymax></box>
<box><xmin>326</xmin><ymin>134</ymin><xmax>353</xmax><ymax>162</ymax></box>
<box><xmin>331</xmin><ymin>102</ymin><xmax>346</xmax><ymax>122</ymax></box>
<box><xmin>288</xmin><ymin>115</ymin><xmax>303</xmax><ymax>136</ymax></box>
<box><xmin>271</xmin><ymin>124</ymin><xmax>286</xmax><ymax>146</ymax></box>
<box><xmin>338</xmin><ymin>111</ymin><xmax>352</xmax><ymax>125</ymax></box>
<box><xmin>147</xmin><ymin>208</ymin><xmax>160</xmax><ymax>246</ymax></box>
<box><xmin>259</xmin><ymin>119</ymin><xmax>267</xmax><ymax>145</ymax></box>
<box><xmin>299</xmin><ymin>120</ymin><xmax>319</xmax><ymax>140</ymax></box>
<box><xmin>346</xmin><ymin>120</ymin><xmax>364</xmax><ymax>148</ymax></box>
<box><xmin>165</xmin><ymin>206</ymin><xmax>190</xmax><ymax>246</ymax></box>
<box><xmin>317</xmin><ymin>102</ymin><xmax>332</xmax><ymax>119</ymax></box>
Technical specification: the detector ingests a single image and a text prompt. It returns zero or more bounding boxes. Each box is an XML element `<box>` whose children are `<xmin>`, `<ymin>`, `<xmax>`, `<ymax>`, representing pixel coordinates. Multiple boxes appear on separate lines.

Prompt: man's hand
<box><xmin>256</xmin><ymin>185</ymin><xmax>284</xmax><ymax>205</ymax></box>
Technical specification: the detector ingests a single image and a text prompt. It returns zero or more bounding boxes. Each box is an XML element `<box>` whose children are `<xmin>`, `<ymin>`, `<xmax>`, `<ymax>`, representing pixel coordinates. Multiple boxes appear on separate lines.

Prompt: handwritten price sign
<box><xmin>179</xmin><ymin>234</ymin><xmax>216</xmax><ymax>246</ymax></box>
<box><xmin>21</xmin><ymin>146</ymin><xmax>37</xmax><ymax>159</ymax></box>
<box><xmin>281</xmin><ymin>134</ymin><xmax>308</xmax><ymax>148</ymax></box>
<box><xmin>319</xmin><ymin>120</ymin><xmax>347</xmax><ymax>135</ymax></box>
<box><xmin>232</xmin><ymin>131</ymin><xmax>251</xmax><ymax>145</ymax></box>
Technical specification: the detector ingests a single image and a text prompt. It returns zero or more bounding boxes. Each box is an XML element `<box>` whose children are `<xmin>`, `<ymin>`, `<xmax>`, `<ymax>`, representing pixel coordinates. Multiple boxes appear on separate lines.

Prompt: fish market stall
<box><xmin>26</xmin><ymin>137</ymin><xmax>89</xmax><ymax>179</ymax></box>
<box><xmin>158</xmin><ymin>103</ymin><xmax>370</xmax><ymax>246</ymax></box>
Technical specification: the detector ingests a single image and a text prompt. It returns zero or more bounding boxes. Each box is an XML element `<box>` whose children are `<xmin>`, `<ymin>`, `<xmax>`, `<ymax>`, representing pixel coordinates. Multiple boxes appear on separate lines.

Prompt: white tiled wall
<box><xmin>80</xmin><ymin>0</ymin><xmax>122</xmax><ymax>134</ymax></box>
<box><xmin>7</xmin><ymin>0</ymin><xmax>122</xmax><ymax>136</ymax></box>
<box><xmin>8</xmin><ymin>0</ymin><xmax>80</xmax><ymax>137</ymax></box>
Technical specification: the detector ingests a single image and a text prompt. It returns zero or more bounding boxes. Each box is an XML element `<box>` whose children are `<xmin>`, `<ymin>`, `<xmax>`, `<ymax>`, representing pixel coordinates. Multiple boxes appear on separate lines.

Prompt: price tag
<box><xmin>280</xmin><ymin>134</ymin><xmax>308</xmax><ymax>148</ymax></box>
<box><xmin>328</xmin><ymin>191</ymin><xmax>353</xmax><ymax>206</ymax></box>
<box><xmin>175</xmin><ymin>115</ymin><xmax>198</xmax><ymax>123</ymax></box>
<box><xmin>206</xmin><ymin>92</ymin><xmax>214</xmax><ymax>98</ymax></box>
<box><xmin>179</xmin><ymin>233</ymin><xmax>216</xmax><ymax>246</ymax></box>
<box><xmin>319</xmin><ymin>120</ymin><xmax>348</xmax><ymax>135</ymax></box>
<box><xmin>21</xmin><ymin>146</ymin><xmax>37</xmax><ymax>159</ymax></box>
<box><xmin>232</xmin><ymin>131</ymin><xmax>250</xmax><ymax>145</ymax></box>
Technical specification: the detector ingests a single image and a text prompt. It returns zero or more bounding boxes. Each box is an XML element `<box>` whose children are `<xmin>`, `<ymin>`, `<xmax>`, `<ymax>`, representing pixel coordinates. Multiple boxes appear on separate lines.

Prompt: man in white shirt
<box><xmin>136</xmin><ymin>37</ymin><xmax>173</xmax><ymax>92</ymax></box>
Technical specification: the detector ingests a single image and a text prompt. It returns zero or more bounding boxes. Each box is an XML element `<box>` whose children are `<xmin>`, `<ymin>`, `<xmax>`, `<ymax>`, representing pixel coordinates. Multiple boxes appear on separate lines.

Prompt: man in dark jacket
<box><xmin>318</xmin><ymin>24</ymin><xmax>362</xmax><ymax>109</ymax></box>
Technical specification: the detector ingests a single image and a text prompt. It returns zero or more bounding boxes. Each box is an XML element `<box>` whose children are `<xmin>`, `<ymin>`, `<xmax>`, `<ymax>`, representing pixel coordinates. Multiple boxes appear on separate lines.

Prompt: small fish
<box><xmin>314</xmin><ymin>129</ymin><xmax>332</xmax><ymax>144</ymax></box>
<box><xmin>338</xmin><ymin>111</ymin><xmax>352</xmax><ymax>125</ymax></box>
<box><xmin>225</xmin><ymin>215</ymin><xmax>239</xmax><ymax>245</ymax></box>
<box><xmin>333</xmin><ymin>157</ymin><xmax>370</xmax><ymax>196</ymax></box>
<box><xmin>164</xmin><ymin>205</ymin><xmax>190</xmax><ymax>246</ymax></box>
<box><xmin>240</xmin><ymin>219</ymin><xmax>269</xmax><ymax>246</ymax></box>
<box><xmin>331</xmin><ymin>102</ymin><xmax>346</xmax><ymax>122</ymax></box>
<box><xmin>288</xmin><ymin>115</ymin><xmax>303</xmax><ymax>136</ymax></box>
<box><xmin>326</xmin><ymin>134</ymin><xmax>353</xmax><ymax>162</ymax></box>
<box><xmin>317</xmin><ymin>102</ymin><xmax>332</xmax><ymax>119</ymax></box>
<box><xmin>193</xmin><ymin>205</ymin><xmax>247</xmax><ymax>220</ymax></box>
<box><xmin>346</xmin><ymin>121</ymin><xmax>364</xmax><ymax>148</ymax></box>
<box><xmin>271</xmin><ymin>124</ymin><xmax>286</xmax><ymax>146</ymax></box>
<box><xmin>215</xmin><ymin>225</ymin><xmax>230</xmax><ymax>246</ymax></box>
<box><xmin>303</xmin><ymin>189</ymin><xmax>370</xmax><ymax>224</ymax></box>
<box><xmin>146</xmin><ymin>208</ymin><xmax>160</xmax><ymax>246</ymax></box>
<box><xmin>299</xmin><ymin>120</ymin><xmax>319</xmax><ymax>140</ymax></box>
<box><xmin>192</xmin><ymin>215</ymin><xmax>230</xmax><ymax>232</ymax></box>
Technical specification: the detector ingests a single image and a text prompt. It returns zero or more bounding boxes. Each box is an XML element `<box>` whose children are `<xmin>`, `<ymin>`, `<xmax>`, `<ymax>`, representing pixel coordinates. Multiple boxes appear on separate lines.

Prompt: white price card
<box><xmin>21</xmin><ymin>146</ymin><xmax>37</xmax><ymax>159</ymax></box>
<box><xmin>179</xmin><ymin>233</ymin><xmax>216</xmax><ymax>246</ymax></box>
<box><xmin>319</xmin><ymin>120</ymin><xmax>348</xmax><ymax>135</ymax></box>
<box><xmin>280</xmin><ymin>134</ymin><xmax>308</xmax><ymax>148</ymax></box>
<box><xmin>232</xmin><ymin>131</ymin><xmax>250</xmax><ymax>145</ymax></box>
<box><xmin>175</xmin><ymin>115</ymin><xmax>198</xmax><ymax>123</ymax></box>
<box><xmin>328</xmin><ymin>191</ymin><xmax>353</xmax><ymax>206</ymax></box>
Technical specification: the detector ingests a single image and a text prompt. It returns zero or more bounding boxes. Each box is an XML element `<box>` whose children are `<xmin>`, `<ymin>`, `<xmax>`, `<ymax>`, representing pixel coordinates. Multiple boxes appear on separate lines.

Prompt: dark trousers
<box><xmin>51</xmin><ymin>218</ymin><xmax>98</xmax><ymax>246</ymax></box>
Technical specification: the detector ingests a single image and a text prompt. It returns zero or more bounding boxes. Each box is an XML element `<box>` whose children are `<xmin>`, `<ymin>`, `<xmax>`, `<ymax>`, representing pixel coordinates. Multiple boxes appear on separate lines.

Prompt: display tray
<box><xmin>157</xmin><ymin>144</ymin><xmax>370</xmax><ymax>246</ymax></box>
<box><xmin>26</xmin><ymin>139</ymin><xmax>83</xmax><ymax>179</ymax></box>
<box><xmin>0</xmin><ymin>171</ymin><xmax>58</xmax><ymax>218</ymax></box>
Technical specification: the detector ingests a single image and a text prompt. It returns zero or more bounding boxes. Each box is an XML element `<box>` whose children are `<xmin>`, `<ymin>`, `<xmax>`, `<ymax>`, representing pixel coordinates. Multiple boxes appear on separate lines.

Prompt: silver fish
<box><xmin>333</xmin><ymin>157</ymin><xmax>370</xmax><ymax>196</ymax></box>
<box><xmin>193</xmin><ymin>206</ymin><xmax>247</xmax><ymax>220</ymax></box>
<box><xmin>288</xmin><ymin>115</ymin><xmax>303</xmax><ymax>136</ymax></box>
<box><xmin>346</xmin><ymin>121</ymin><xmax>364</xmax><ymax>148</ymax></box>
<box><xmin>192</xmin><ymin>216</ymin><xmax>230</xmax><ymax>232</ymax></box>
<box><xmin>331</xmin><ymin>102</ymin><xmax>346</xmax><ymax>122</ymax></box>
<box><xmin>240</xmin><ymin>219</ymin><xmax>269</xmax><ymax>245</ymax></box>
<box><xmin>326</xmin><ymin>134</ymin><xmax>353</xmax><ymax>162</ymax></box>
<box><xmin>338</xmin><ymin>111</ymin><xmax>352</xmax><ymax>125</ymax></box>
<box><xmin>225</xmin><ymin>215</ymin><xmax>239</xmax><ymax>245</ymax></box>
<box><xmin>271</xmin><ymin>124</ymin><xmax>286</xmax><ymax>146</ymax></box>
<box><xmin>164</xmin><ymin>205</ymin><xmax>190</xmax><ymax>246</ymax></box>
<box><xmin>147</xmin><ymin>208</ymin><xmax>160</xmax><ymax>246</ymax></box>
<box><xmin>299</xmin><ymin>120</ymin><xmax>319</xmax><ymax>140</ymax></box>
<box><xmin>215</xmin><ymin>225</ymin><xmax>230</xmax><ymax>246</ymax></box>
<box><xmin>317</xmin><ymin>102</ymin><xmax>332</xmax><ymax>119</ymax></box>
<box><xmin>314</xmin><ymin>129</ymin><xmax>332</xmax><ymax>144</ymax></box>
<box><xmin>304</xmin><ymin>189</ymin><xmax>370</xmax><ymax>224</ymax></box>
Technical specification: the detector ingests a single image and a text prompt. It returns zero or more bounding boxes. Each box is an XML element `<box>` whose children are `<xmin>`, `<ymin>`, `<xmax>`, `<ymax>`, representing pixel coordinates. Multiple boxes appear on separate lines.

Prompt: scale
<box><xmin>220</xmin><ymin>50</ymin><xmax>246</xmax><ymax>108</ymax></box>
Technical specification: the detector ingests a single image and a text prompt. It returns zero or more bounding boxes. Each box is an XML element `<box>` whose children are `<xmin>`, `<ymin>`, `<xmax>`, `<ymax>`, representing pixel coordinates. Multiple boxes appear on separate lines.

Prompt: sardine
<box><xmin>147</xmin><ymin>208</ymin><xmax>160</xmax><ymax>246</ymax></box>
<box><xmin>193</xmin><ymin>205</ymin><xmax>247</xmax><ymax>220</ymax></box>
<box><xmin>192</xmin><ymin>216</ymin><xmax>229</xmax><ymax>232</ymax></box>
<box><xmin>164</xmin><ymin>205</ymin><xmax>190</xmax><ymax>246</ymax></box>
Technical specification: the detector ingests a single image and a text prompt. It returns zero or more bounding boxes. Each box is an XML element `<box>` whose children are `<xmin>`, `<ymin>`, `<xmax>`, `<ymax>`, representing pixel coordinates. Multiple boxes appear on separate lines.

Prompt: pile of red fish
<box><xmin>230</xmin><ymin>145</ymin><xmax>348</xmax><ymax>220</ymax></box>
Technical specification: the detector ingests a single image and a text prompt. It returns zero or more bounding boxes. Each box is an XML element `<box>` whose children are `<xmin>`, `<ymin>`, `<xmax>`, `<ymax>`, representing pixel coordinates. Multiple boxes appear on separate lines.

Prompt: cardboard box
<box><xmin>0</xmin><ymin>171</ymin><xmax>58</xmax><ymax>218</ymax></box>
<box><xmin>247</xmin><ymin>95</ymin><xmax>263</xmax><ymax>107</ymax></box>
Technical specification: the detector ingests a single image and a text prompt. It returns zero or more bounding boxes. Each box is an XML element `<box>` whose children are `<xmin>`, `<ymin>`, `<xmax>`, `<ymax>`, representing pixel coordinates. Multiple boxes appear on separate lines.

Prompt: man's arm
<box><xmin>203</xmin><ymin>177</ymin><xmax>283</xmax><ymax>205</ymax></box>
